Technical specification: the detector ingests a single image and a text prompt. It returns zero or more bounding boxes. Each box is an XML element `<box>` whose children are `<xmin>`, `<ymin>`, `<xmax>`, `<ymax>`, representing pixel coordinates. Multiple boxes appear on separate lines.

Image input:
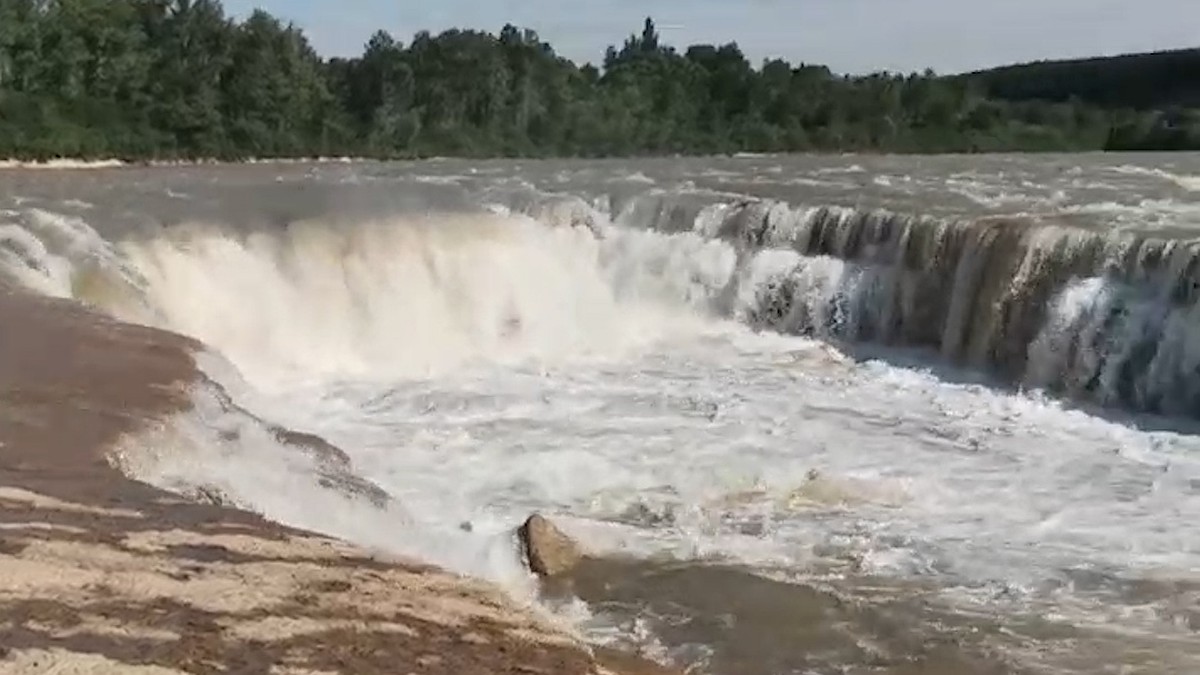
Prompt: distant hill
<box><xmin>963</xmin><ymin>48</ymin><xmax>1200</xmax><ymax>111</ymax></box>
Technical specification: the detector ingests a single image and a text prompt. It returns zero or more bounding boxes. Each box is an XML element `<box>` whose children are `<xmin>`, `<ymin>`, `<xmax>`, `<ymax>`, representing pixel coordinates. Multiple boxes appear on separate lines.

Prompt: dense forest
<box><xmin>962</xmin><ymin>48</ymin><xmax>1200</xmax><ymax>152</ymax></box>
<box><xmin>0</xmin><ymin>0</ymin><xmax>1197</xmax><ymax>160</ymax></box>
<box><xmin>965</xmin><ymin>48</ymin><xmax>1200</xmax><ymax>111</ymax></box>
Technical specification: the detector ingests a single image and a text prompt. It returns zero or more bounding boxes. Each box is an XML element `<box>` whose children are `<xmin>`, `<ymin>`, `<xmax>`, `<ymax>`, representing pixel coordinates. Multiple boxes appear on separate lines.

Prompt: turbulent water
<box><xmin>3</xmin><ymin>154</ymin><xmax>1200</xmax><ymax>674</ymax></box>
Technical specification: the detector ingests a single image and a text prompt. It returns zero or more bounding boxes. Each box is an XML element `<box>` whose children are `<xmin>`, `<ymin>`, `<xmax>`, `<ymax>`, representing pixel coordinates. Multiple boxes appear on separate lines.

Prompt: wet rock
<box><xmin>518</xmin><ymin>514</ymin><xmax>582</xmax><ymax>578</ymax></box>
<box><xmin>190</xmin><ymin>485</ymin><xmax>234</xmax><ymax>507</ymax></box>
<box><xmin>315</xmin><ymin>471</ymin><xmax>391</xmax><ymax>509</ymax></box>
<box><xmin>594</xmin><ymin>646</ymin><xmax>680</xmax><ymax>675</ymax></box>
<box><xmin>271</xmin><ymin>426</ymin><xmax>352</xmax><ymax>467</ymax></box>
<box><xmin>271</xmin><ymin>424</ymin><xmax>392</xmax><ymax>509</ymax></box>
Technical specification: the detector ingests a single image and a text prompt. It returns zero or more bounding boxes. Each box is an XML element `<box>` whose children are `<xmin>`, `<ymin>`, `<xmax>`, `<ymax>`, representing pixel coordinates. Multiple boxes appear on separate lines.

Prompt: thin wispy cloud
<box><xmin>225</xmin><ymin>0</ymin><xmax>1200</xmax><ymax>74</ymax></box>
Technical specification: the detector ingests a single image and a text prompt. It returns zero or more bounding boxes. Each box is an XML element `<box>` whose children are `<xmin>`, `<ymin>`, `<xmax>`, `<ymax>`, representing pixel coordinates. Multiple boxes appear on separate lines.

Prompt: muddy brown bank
<box><xmin>0</xmin><ymin>282</ymin><xmax>676</xmax><ymax>675</ymax></box>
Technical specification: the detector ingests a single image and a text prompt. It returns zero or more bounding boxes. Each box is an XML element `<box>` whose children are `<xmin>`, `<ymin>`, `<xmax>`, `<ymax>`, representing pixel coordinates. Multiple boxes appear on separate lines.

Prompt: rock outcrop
<box><xmin>0</xmin><ymin>285</ymin><xmax>677</xmax><ymax>675</ymax></box>
<box><xmin>518</xmin><ymin>513</ymin><xmax>583</xmax><ymax>578</ymax></box>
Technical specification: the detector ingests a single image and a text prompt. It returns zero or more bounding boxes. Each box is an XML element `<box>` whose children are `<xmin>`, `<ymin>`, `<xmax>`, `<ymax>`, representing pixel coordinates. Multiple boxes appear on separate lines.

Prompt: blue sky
<box><xmin>224</xmin><ymin>0</ymin><xmax>1200</xmax><ymax>74</ymax></box>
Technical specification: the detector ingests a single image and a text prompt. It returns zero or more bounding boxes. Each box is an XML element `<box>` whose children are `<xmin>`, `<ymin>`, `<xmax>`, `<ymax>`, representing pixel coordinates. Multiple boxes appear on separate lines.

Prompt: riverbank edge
<box><xmin>0</xmin><ymin>283</ymin><xmax>676</xmax><ymax>675</ymax></box>
<box><xmin>1</xmin><ymin>148</ymin><xmax>1133</xmax><ymax>171</ymax></box>
<box><xmin>0</xmin><ymin>157</ymin><xmax>368</xmax><ymax>170</ymax></box>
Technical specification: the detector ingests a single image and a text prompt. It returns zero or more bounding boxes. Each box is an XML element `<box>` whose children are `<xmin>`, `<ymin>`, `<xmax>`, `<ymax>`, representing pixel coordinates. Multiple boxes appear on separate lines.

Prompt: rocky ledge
<box><xmin>0</xmin><ymin>284</ymin><xmax>676</xmax><ymax>675</ymax></box>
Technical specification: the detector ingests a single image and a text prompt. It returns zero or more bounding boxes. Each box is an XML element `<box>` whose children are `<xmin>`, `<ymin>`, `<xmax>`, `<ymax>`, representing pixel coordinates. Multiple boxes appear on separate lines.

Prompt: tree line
<box><xmin>0</xmin><ymin>0</ymin><xmax>1196</xmax><ymax>161</ymax></box>
<box><xmin>961</xmin><ymin>48</ymin><xmax>1200</xmax><ymax>152</ymax></box>
<box><xmin>965</xmin><ymin>48</ymin><xmax>1200</xmax><ymax>111</ymax></box>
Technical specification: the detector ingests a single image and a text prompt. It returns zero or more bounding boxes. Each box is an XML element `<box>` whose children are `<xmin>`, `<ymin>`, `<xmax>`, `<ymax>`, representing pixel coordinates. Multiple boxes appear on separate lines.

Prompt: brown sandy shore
<box><xmin>0</xmin><ymin>282</ymin><xmax>676</xmax><ymax>675</ymax></box>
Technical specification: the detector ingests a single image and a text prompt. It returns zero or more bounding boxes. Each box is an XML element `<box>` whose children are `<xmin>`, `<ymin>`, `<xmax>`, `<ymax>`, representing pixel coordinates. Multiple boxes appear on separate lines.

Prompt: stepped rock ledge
<box><xmin>0</xmin><ymin>282</ymin><xmax>677</xmax><ymax>675</ymax></box>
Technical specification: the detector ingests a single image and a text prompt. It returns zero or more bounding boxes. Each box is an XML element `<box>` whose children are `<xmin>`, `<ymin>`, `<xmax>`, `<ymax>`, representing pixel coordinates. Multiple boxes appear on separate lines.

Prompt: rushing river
<box><xmin>3</xmin><ymin>153</ymin><xmax>1199</xmax><ymax>674</ymax></box>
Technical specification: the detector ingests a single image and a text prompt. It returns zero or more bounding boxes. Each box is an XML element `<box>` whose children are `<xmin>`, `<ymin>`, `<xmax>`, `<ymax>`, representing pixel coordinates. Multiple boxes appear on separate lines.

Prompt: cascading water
<box><xmin>109</xmin><ymin>213</ymin><xmax>720</xmax><ymax>387</ymax></box>
<box><xmin>3</xmin><ymin>156</ymin><xmax>1200</xmax><ymax>675</ymax></box>
<box><xmin>500</xmin><ymin>188</ymin><xmax>1200</xmax><ymax>417</ymax></box>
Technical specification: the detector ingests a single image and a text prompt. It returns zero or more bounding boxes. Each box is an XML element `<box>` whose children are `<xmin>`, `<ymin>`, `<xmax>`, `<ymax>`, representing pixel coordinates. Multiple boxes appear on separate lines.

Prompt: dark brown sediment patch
<box><xmin>0</xmin><ymin>281</ymin><xmax>678</xmax><ymax>675</ymax></box>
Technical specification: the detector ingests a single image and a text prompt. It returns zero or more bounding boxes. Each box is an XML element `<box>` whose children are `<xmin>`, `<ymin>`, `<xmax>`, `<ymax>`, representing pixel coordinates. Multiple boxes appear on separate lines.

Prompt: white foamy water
<box><xmin>251</xmin><ymin>322</ymin><xmax>1200</xmax><ymax>606</ymax></box>
<box><xmin>76</xmin><ymin>211</ymin><xmax>1200</xmax><ymax>669</ymax></box>
<box><xmin>113</xmin><ymin>214</ymin><xmax>710</xmax><ymax>386</ymax></box>
<box><xmin>1113</xmin><ymin>165</ymin><xmax>1200</xmax><ymax>192</ymax></box>
<box><xmin>5</xmin><ymin>156</ymin><xmax>1200</xmax><ymax>672</ymax></box>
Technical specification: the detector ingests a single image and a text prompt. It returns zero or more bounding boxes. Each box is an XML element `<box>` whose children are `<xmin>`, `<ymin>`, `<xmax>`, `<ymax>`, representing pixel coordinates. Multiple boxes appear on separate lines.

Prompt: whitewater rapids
<box><xmin>3</xmin><ymin>156</ymin><xmax>1200</xmax><ymax>674</ymax></box>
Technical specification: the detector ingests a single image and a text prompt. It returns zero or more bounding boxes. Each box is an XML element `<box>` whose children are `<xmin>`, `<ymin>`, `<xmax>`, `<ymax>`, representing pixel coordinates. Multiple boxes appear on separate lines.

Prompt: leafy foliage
<box><xmin>0</xmin><ymin>3</ymin><xmax>1195</xmax><ymax>159</ymax></box>
<box><xmin>964</xmin><ymin>48</ymin><xmax>1200</xmax><ymax>111</ymax></box>
<box><xmin>961</xmin><ymin>47</ymin><xmax>1200</xmax><ymax>151</ymax></box>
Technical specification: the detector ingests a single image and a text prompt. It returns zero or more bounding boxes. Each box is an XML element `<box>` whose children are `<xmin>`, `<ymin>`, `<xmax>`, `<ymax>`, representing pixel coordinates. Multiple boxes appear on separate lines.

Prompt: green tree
<box><xmin>0</xmin><ymin>8</ymin><xmax>1191</xmax><ymax>160</ymax></box>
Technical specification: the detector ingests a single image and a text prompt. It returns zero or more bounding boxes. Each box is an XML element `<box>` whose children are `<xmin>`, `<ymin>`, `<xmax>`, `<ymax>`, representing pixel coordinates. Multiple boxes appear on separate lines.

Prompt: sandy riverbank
<box><xmin>0</xmin><ymin>283</ymin><xmax>675</xmax><ymax>675</ymax></box>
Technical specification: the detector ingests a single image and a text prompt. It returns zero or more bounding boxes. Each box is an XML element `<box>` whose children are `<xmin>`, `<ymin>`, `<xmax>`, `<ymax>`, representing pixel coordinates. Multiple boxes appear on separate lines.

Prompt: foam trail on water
<box><xmin>1112</xmin><ymin>165</ymin><xmax>1200</xmax><ymax>192</ymax></box>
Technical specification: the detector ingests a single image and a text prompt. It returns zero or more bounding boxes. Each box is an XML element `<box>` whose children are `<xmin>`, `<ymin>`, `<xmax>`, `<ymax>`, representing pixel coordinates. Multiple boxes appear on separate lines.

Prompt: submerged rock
<box><xmin>271</xmin><ymin>424</ymin><xmax>392</xmax><ymax>509</ymax></box>
<box><xmin>618</xmin><ymin>501</ymin><xmax>677</xmax><ymax>528</ymax></box>
<box><xmin>315</xmin><ymin>471</ymin><xmax>391</xmax><ymax>510</ymax></box>
<box><xmin>518</xmin><ymin>514</ymin><xmax>582</xmax><ymax>578</ymax></box>
<box><xmin>190</xmin><ymin>485</ymin><xmax>234</xmax><ymax>507</ymax></box>
<box><xmin>272</xmin><ymin>426</ymin><xmax>352</xmax><ymax>467</ymax></box>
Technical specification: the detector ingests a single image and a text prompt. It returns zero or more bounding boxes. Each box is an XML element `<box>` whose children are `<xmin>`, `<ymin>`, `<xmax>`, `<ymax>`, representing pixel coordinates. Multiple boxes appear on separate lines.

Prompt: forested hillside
<box><xmin>966</xmin><ymin>48</ymin><xmax>1200</xmax><ymax>111</ymax></box>
<box><xmin>963</xmin><ymin>48</ymin><xmax>1200</xmax><ymax>152</ymax></box>
<box><xmin>0</xmin><ymin>0</ymin><xmax>1195</xmax><ymax>160</ymax></box>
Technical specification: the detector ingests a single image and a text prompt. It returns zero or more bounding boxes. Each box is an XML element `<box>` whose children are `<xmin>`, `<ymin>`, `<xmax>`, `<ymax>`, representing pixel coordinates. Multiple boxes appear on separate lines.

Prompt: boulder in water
<box><xmin>518</xmin><ymin>514</ymin><xmax>582</xmax><ymax>577</ymax></box>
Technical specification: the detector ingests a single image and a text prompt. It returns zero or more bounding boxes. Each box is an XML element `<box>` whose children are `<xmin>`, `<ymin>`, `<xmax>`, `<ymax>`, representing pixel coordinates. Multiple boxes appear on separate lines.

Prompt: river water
<box><xmin>3</xmin><ymin>153</ymin><xmax>1199</xmax><ymax>674</ymax></box>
